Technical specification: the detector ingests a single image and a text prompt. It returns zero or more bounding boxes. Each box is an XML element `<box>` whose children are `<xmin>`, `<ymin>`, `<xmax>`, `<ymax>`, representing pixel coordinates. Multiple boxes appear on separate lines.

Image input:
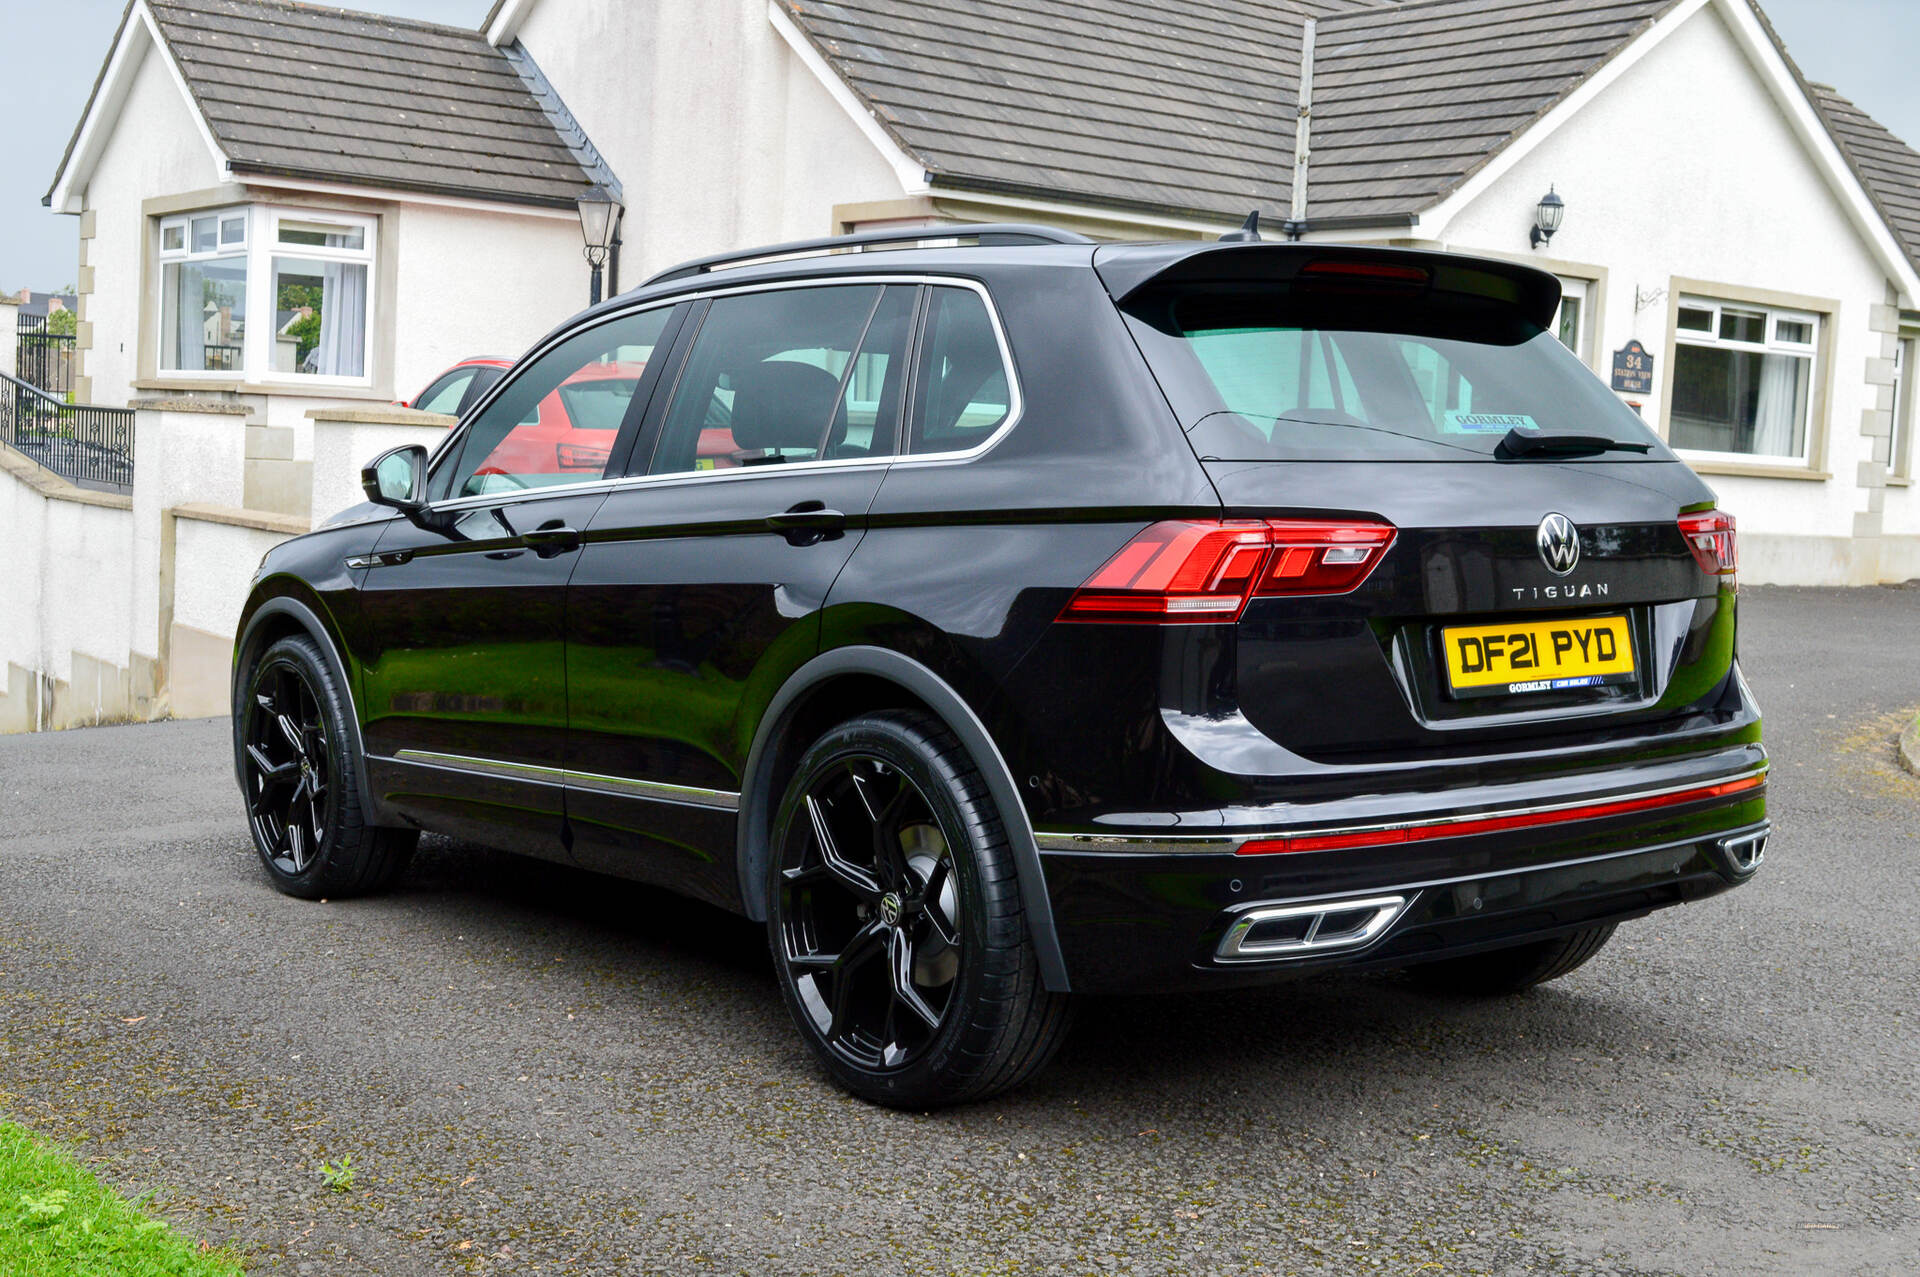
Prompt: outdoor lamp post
<box><xmin>577</xmin><ymin>184</ymin><xmax>623</xmax><ymax>305</ymax></box>
<box><xmin>1530</xmin><ymin>186</ymin><xmax>1565</xmax><ymax>249</ymax></box>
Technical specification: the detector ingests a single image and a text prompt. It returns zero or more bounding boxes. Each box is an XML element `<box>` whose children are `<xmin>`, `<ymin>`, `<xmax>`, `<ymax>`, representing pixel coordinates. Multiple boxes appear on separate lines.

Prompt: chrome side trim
<box><xmin>1033</xmin><ymin>766</ymin><xmax>1770</xmax><ymax>856</ymax></box>
<box><xmin>422</xmin><ymin>273</ymin><xmax>1025</xmax><ymax>516</ymax></box>
<box><xmin>564</xmin><ymin>767</ymin><xmax>740</xmax><ymax>811</ymax></box>
<box><xmin>389</xmin><ymin>749</ymin><xmax>739</xmax><ymax>811</ymax></box>
<box><xmin>1216</xmin><ymin>895</ymin><xmax>1412</xmax><ymax>963</ymax></box>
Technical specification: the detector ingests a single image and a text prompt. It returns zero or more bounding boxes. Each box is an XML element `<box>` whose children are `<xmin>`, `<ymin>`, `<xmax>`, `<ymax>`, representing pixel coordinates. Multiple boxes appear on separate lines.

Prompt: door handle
<box><xmin>521</xmin><ymin>522</ymin><xmax>581</xmax><ymax>558</ymax></box>
<box><xmin>766</xmin><ymin>502</ymin><xmax>846</xmax><ymax>546</ymax></box>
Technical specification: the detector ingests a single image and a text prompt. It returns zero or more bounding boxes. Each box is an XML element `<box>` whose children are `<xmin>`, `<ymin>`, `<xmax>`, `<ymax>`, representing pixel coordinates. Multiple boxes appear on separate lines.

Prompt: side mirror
<box><xmin>362</xmin><ymin>444</ymin><xmax>428</xmax><ymax>512</ymax></box>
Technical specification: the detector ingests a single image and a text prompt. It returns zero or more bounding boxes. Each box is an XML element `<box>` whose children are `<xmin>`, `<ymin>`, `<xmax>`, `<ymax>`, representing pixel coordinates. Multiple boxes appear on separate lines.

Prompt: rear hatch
<box><xmin>1097</xmin><ymin>242</ymin><xmax>1738</xmax><ymax>761</ymax></box>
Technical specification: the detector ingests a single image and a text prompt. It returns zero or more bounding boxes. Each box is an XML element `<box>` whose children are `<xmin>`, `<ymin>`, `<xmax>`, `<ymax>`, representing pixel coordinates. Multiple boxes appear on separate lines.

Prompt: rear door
<box><xmin>350</xmin><ymin>305</ymin><xmax>678</xmax><ymax>856</ymax></box>
<box><xmin>563</xmin><ymin>281</ymin><xmax>917</xmax><ymax>905</ymax></box>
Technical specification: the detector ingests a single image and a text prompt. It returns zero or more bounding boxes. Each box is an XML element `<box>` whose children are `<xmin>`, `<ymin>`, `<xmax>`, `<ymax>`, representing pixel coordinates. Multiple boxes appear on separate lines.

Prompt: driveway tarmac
<box><xmin>2</xmin><ymin>584</ymin><xmax>1916</xmax><ymax>1275</ymax></box>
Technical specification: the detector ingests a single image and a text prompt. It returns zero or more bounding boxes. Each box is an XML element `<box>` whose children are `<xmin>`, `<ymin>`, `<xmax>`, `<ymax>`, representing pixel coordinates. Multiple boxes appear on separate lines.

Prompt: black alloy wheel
<box><xmin>769</xmin><ymin>710</ymin><xmax>1070</xmax><ymax>1108</ymax></box>
<box><xmin>244</xmin><ymin>654</ymin><xmax>334</xmax><ymax>877</ymax></box>
<box><xmin>239</xmin><ymin>635</ymin><xmax>417</xmax><ymax>899</ymax></box>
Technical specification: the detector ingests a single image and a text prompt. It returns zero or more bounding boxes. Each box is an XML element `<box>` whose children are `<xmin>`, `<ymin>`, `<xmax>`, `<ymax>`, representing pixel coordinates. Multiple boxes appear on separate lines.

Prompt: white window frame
<box><xmin>155</xmin><ymin>204</ymin><xmax>377</xmax><ymax>387</ymax></box>
<box><xmin>1668</xmin><ymin>294</ymin><xmax>1821</xmax><ymax>467</ymax></box>
<box><xmin>1891</xmin><ymin>335</ymin><xmax>1915</xmax><ymax>482</ymax></box>
<box><xmin>155</xmin><ymin>205</ymin><xmax>252</xmax><ymax>377</ymax></box>
<box><xmin>1553</xmin><ymin>276</ymin><xmax>1589</xmax><ymax>362</ymax></box>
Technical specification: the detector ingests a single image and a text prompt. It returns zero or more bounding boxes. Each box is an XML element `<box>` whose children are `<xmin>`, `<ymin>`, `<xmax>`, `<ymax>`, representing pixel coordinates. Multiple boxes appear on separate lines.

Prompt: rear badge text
<box><xmin>1510</xmin><ymin>583</ymin><xmax>1610</xmax><ymax>601</ymax></box>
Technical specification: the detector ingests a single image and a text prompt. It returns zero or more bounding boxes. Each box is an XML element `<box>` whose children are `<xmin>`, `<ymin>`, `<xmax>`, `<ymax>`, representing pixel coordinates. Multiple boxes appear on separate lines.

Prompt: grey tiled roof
<box><xmin>146</xmin><ymin>0</ymin><xmax>598</xmax><ymax>207</ymax></box>
<box><xmin>1807</xmin><ymin>83</ymin><xmax>1920</xmax><ymax>277</ymax></box>
<box><xmin>778</xmin><ymin>0</ymin><xmax>1678</xmax><ymax>225</ymax></box>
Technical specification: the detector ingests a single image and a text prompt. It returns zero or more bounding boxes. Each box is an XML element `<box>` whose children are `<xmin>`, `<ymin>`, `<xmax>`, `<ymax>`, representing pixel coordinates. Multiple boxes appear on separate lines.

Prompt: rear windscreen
<box><xmin>1122</xmin><ymin>288</ymin><xmax>1663</xmax><ymax>462</ymax></box>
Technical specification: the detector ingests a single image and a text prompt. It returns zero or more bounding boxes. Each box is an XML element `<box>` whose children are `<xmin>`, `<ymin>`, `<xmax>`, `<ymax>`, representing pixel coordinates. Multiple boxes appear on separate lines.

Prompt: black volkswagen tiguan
<box><xmin>233</xmin><ymin>225</ymin><xmax>1767</xmax><ymax>1107</ymax></box>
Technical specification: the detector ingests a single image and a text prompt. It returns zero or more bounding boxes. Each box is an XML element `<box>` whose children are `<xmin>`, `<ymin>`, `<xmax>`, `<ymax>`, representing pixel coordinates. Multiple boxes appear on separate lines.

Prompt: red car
<box><xmin>402</xmin><ymin>356</ymin><xmax>645</xmax><ymax>479</ymax></box>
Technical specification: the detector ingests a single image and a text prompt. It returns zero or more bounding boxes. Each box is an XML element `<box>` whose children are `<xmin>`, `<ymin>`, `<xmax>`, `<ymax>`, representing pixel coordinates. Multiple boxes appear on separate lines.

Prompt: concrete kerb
<box><xmin>1899</xmin><ymin>713</ymin><xmax>1920</xmax><ymax>778</ymax></box>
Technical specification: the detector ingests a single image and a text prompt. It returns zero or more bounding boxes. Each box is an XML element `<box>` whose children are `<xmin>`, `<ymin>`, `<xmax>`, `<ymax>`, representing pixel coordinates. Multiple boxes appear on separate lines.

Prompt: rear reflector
<box><xmin>1678</xmin><ymin>509</ymin><xmax>1737</xmax><ymax>576</ymax></box>
<box><xmin>1236</xmin><ymin>773</ymin><xmax>1766</xmax><ymax>856</ymax></box>
<box><xmin>1060</xmin><ymin>518</ymin><xmax>1396</xmax><ymax>624</ymax></box>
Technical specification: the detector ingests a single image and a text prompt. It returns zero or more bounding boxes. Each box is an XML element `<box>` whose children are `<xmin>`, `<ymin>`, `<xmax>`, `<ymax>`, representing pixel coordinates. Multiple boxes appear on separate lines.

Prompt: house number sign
<box><xmin>1611</xmin><ymin>340</ymin><xmax>1654</xmax><ymax>394</ymax></box>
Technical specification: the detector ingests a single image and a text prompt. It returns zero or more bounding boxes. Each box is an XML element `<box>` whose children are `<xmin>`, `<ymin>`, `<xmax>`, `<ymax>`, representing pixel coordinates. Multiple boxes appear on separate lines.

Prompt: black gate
<box><xmin>1</xmin><ymin>371</ymin><xmax>134</xmax><ymax>491</ymax></box>
<box><xmin>15</xmin><ymin>313</ymin><xmax>76</xmax><ymax>396</ymax></box>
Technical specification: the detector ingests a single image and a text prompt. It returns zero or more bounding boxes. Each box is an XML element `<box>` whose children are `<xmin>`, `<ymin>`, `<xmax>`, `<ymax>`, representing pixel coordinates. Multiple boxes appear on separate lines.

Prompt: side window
<box><xmin>436</xmin><ymin>308</ymin><xmax>670</xmax><ymax>499</ymax></box>
<box><xmin>414</xmin><ymin>369</ymin><xmax>475</xmax><ymax>415</ymax></box>
<box><xmin>649</xmin><ymin>285</ymin><xmax>911</xmax><ymax>475</ymax></box>
<box><xmin>910</xmin><ymin>288</ymin><xmax>1012</xmax><ymax>454</ymax></box>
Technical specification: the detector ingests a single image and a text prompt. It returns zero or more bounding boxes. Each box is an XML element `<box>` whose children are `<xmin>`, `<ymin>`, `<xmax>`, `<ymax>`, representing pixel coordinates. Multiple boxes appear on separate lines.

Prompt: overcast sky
<box><xmin>1</xmin><ymin>0</ymin><xmax>1913</xmax><ymax>292</ymax></box>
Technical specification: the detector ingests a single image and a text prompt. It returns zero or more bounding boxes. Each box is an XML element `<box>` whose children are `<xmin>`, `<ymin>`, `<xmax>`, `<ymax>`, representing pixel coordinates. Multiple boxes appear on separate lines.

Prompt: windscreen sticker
<box><xmin>1442</xmin><ymin>411</ymin><xmax>1539</xmax><ymax>435</ymax></box>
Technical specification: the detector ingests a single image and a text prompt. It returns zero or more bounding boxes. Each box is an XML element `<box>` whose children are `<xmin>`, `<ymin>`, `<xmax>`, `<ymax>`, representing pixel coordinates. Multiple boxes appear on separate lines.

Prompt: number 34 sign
<box><xmin>1612</xmin><ymin>340</ymin><xmax>1654</xmax><ymax>394</ymax></box>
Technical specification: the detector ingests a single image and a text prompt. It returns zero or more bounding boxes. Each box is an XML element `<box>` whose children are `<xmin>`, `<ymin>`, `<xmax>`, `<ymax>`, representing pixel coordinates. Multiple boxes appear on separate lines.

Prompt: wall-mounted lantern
<box><xmin>576</xmin><ymin>184</ymin><xmax>624</xmax><ymax>305</ymax></box>
<box><xmin>1530</xmin><ymin>186</ymin><xmax>1565</xmax><ymax>250</ymax></box>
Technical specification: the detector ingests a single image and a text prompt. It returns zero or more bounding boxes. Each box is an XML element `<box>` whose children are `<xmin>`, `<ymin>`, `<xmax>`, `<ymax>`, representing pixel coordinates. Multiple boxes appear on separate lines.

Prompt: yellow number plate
<box><xmin>1441</xmin><ymin>615</ymin><xmax>1636</xmax><ymax>698</ymax></box>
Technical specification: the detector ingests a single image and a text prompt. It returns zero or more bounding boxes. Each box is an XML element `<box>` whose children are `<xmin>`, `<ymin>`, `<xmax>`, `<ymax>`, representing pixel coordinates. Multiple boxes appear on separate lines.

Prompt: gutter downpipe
<box><xmin>1286</xmin><ymin>18</ymin><xmax>1314</xmax><ymax>241</ymax></box>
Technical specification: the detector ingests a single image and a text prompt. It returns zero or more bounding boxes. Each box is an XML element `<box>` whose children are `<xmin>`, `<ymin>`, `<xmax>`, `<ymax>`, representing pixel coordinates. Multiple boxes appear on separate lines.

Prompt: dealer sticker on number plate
<box><xmin>1441</xmin><ymin>615</ymin><xmax>1636</xmax><ymax>699</ymax></box>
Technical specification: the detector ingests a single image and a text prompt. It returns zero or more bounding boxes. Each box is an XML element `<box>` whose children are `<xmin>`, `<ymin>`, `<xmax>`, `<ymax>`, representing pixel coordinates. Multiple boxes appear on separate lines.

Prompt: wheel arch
<box><xmin>232</xmin><ymin>587</ymin><xmax>386</xmax><ymax>827</ymax></box>
<box><xmin>736</xmin><ymin>645</ymin><xmax>1070</xmax><ymax>993</ymax></box>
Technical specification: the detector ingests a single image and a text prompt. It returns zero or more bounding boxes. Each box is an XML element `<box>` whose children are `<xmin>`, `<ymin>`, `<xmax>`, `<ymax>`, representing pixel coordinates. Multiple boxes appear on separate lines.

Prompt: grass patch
<box><xmin>0</xmin><ymin>1121</ymin><xmax>243</xmax><ymax>1275</ymax></box>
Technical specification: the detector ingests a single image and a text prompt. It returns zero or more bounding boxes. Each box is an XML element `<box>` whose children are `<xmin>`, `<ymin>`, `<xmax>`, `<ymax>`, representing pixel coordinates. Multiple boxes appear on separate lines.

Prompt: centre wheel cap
<box><xmin>879</xmin><ymin>892</ymin><xmax>904</xmax><ymax>927</ymax></box>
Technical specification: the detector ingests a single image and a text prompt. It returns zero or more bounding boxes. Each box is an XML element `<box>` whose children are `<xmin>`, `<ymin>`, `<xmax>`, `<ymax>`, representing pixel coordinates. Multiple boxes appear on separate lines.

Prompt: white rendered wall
<box><xmin>308</xmin><ymin>412</ymin><xmax>454</xmax><ymax>525</ymax></box>
<box><xmin>171</xmin><ymin>517</ymin><xmax>286</xmax><ymax>640</ymax></box>
<box><xmin>1434</xmin><ymin>5</ymin><xmax>1896</xmax><ymax>582</ymax></box>
<box><xmin>79</xmin><ymin>38</ymin><xmax>227</xmax><ymax>408</ymax></box>
<box><xmin>514</xmin><ymin>0</ymin><xmax>913</xmax><ymax>282</ymax></box>
<box><xmin>389</xmin><ymin>203</ymin><xmax>585</xmax><ymax>395</ymax></box>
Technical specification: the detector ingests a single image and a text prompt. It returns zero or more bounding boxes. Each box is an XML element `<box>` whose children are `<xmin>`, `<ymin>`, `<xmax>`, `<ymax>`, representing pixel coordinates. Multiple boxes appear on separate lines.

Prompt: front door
<box><xmin>564</xmin><ymin>282</ymin><xmax>917</xmax><ymax>904</ymax></box>
<box><xmin>350</xmin><ymin>305</ymin><xmax>678</xmax><ymax>857</ymax></box>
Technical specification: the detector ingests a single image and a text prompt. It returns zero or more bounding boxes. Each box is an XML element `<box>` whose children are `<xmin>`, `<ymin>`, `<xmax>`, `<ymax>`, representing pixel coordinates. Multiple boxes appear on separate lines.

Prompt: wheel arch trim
<box><xmin>232</xmin><ymin>594</ymin><xmax>386</xmax><ymax>828</ymax></box>
<box><xmin>737</xmin><ymin>645</ymin><xmax>1071</xmax><ymax>992</ymax></box>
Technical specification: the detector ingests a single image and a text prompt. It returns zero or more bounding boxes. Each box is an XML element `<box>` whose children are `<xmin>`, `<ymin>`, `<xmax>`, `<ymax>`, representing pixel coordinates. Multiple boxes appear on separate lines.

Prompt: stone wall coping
<box><xmin>132</xmin><ymin>397</ymin><xmax>255</xmax><ymax>416</ymax></box>
<box><xmin>0</xmin><ymin>442</ymin><xmax>133</xmax><ymax>510</ymax></box>
<box><xmin>131</xmin><ymin>377</ymin><xmax>243</xmax><ymax>394</ymax></box>
<box><xmin>307</xmin><ymin>406</ymin><xmax>457</xmax><ymax>427</ymax></box>
<box><xmin>169</xmin><ymin>502</ymin><xmax>310</xmax><ymax>536</ymax></box>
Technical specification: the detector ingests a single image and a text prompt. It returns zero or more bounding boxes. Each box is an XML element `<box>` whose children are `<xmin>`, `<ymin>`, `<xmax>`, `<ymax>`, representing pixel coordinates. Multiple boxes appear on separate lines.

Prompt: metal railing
<box><xmin>15</xmin><ymin>314</ymin><xmax>76</xmax><ymax>396</ymax></box>
<box><xmin>1</xmin><ymin>370</ymin><xmax>135</xmax><ymax>490</ymax></box>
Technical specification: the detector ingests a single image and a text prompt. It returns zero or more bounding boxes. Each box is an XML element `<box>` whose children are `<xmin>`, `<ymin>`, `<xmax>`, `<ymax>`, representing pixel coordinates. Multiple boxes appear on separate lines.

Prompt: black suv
<box><xmin>233</xmin><ymin>225</ymin><xmax>1767</xmax><ymax>1107</ymax></box>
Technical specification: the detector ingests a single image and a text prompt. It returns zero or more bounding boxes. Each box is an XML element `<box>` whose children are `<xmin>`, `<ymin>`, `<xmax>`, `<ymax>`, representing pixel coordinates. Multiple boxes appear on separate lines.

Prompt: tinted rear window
<box><xmin>1123</xmin><ymin>288</ymin><xmax>1661</xmax><ymax>461</ymax></box>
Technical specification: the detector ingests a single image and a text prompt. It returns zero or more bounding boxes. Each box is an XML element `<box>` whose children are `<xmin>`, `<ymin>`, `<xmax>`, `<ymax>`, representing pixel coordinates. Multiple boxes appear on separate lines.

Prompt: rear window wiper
<box><xmin>1498</xmin><ymin>426</ymin><xmax>1653</xmax><ymax>458</ymax></box>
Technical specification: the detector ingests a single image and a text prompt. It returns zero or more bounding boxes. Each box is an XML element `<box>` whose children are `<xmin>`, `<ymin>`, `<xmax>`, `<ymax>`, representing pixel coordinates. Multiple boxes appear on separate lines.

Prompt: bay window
<box><xmin>157</xmin><ymin>206</ymin><xmax>376</xmax><ymax>384</ymax></box>
<box><xmin>1668</xmin><ymin>295</ymin><xmax>1820</xmax><ymax>463</ymax></box>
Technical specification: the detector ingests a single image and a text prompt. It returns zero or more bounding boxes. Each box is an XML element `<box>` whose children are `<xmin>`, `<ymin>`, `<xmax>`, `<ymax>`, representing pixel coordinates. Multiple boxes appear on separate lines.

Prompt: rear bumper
<box><xmin>1034</xmin><ymin>761</ymin><xmax>1767</xmax><ymax>994</ymax></box>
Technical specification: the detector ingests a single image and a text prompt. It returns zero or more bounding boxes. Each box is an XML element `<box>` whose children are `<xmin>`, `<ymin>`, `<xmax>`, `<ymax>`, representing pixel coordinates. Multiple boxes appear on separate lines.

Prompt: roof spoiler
<box><xmin>1093</xmin><ymin>242</ymin><xmax>1563</xmax><ymax>330</ymax></box>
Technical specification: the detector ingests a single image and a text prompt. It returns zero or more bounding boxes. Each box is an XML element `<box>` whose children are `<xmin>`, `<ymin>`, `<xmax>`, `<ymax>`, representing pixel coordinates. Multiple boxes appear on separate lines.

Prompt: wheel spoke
<box><xmin>825</xmin><ymin>921</ymin><xmax>888</xmax><ymax>1039</ymax></box>
<box><xmin>247</xmin><ymin>743</ymin><xmax>296</xmax><ymax>782</ymax></box>
<box><xmin>888</xmin><ymin>929</ymin><xmax>942</xmax><ymax>1030</ymax></box>
<box><xmin>286</xmin><ymin>814</ymin><xmax>308</xmax><ymax>872</ymax></box>
<box><xmin>806</xmin><ymin>795</ymin><xmax>882</xmax><ymax>898</ymax></box>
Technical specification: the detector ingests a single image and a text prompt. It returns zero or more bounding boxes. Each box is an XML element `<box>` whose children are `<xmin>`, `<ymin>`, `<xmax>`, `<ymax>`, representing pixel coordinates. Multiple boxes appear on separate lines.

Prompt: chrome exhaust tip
<box><xmin>1718</xmin><ymin>826</ymin><xmax>1769</xmax><ymax>876</ymax></box>
<box><xmin>1216</xmin><ymin>894</ymin><xmax>1412</xmax><ymax>963</ymax></box>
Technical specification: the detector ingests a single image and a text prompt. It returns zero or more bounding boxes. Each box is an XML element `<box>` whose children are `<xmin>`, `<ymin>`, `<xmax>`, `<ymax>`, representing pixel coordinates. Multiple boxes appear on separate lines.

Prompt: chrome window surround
<box><xmin>418</xmin><ymin>273</ymin><xmax>1025</xmax><ymax>516</ymax></box>
<box><xmin>1215</xmin><ymin>894</ymin><xmax>1411</xmax><ymax>963</ymax></box>
<box><xmin>1032</xmin><ymin>766</ymin><xmax>1769</xmax><ymax>856</ymax></box>
<box><xmin>389</xmin><ymin>749</ymin><xmax>739</xmax><ymax>811</ymax></box>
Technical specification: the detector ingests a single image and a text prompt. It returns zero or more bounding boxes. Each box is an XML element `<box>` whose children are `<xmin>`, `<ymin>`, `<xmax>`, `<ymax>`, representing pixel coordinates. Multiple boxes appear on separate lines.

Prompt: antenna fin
<box><xmin>1220</xmin><ymin>210</ymin><xmax>1263</xmax><ymax>243</ymax></box>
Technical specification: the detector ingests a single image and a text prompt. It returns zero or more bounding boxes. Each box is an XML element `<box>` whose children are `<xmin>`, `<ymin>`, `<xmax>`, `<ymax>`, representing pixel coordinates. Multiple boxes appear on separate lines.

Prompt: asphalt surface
<box><xmin>2</xmin><ymin>584</ymin><xmax>1916</xmax><ymax>1276</ymax></box>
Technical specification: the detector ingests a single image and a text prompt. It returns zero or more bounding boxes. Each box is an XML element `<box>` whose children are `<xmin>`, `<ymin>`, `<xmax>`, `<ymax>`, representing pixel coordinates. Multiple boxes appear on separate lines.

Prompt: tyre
<box><xmin>239</xmin><ymin>634</ymin><xmax>416</xmax><ymax>899</ymax></box>
<box><xmin>766</xmin><ymin>710</ymin><xmax>1071</xmax><ymax>1107</ymax></box>
<box><xmin>1399</xmin><ymin>923</ymin><xmax>1617</xmax><ymax>995</ymax></box>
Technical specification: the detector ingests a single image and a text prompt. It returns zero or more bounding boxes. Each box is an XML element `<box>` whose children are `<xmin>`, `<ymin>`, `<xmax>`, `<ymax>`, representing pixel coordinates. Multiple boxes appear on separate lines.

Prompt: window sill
<box><xmin>1682</xmin><ymin>459</ymin><xmax>1831</xmax><ymax>482</ymax></box>
<box><xmin>133</xmin><ymin>377</ymin><xmax>392</xmax><ymax>401</ymax></box>
<box><xmin>1888</xmin><ymin>475</ymin><xmax>1914</xmax><ymax>488</ymax></box>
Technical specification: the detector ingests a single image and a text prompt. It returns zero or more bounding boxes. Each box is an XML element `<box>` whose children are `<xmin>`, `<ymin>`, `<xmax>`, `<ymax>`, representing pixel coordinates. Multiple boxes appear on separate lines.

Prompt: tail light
<box><xmin>1060</xmin><ymin>518</ymin><xmax>1397</xmax><ymax>624</ymax></box>
<box><xmin>1678</xmin><ymin>510</ymin><xmax>1736</xmax><ymax>576</ymax></box>
<box><xmin>556</xmin><ymin>441</ymin><xmax>611</xmax><ymax>471</ymax></box>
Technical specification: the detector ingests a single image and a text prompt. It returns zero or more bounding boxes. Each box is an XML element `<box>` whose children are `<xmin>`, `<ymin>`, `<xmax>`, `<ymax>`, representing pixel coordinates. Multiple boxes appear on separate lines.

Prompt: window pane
<box><xmin>910</xmin><ymin>288</ymin><xmax>1010</xmax><ymax>453</ymax></box>
<box><xmin>1670</xmin><ymin>344</ymin><xmax>1810</xmax><ymax>458</ymax></box>
<box><xmin>415</xmin><ymin>370</ymin><xmax>476</xmax><ymax>415</ymax></box>
<box><xmin>272</xmin><ymin>256</ymin><xmax>368</xmax><ymax>377</ymax></box>
<box><xmin>162</xmin><ymin>224</ymin><xmax>185</xmax><ymax>252</ymax></box>
<box><xmin>440</xmin><ymin>307</ymin><xmax>671</xmax><ymax>497</ymax></box>
<box><xmin>220</xmin><ymin>215</ymin><xmax>246</xmax><ymax>246</ymax></box>
<box><xmin>192</xmin><ymin>216</ymin><xmax>217</xmax><ymax>253</ymax></box>
<box><xmin>1775</xmin><ymin>318</ymin><xmax>1813</xmax><ymax>345</ymax></box>
<box><xmin>279</xmin><ymin>221</ymin><xmax>365</xmax><ymax>250</ymax></box>
<box><xmin>828</xmin><ymin>285</ymin><xmax>915</xmax><ymax>460</ymax></box>
<box><xmin>160</xmin><ymin>255</ymin><xmax>248</xmax><ymax>373</ymax></box>
<box><xmin>1720</xmin><ymin>308</ymin><xmax>1766</xmax><ymax>344</ymax></box>
<box><xmin>1556</xmin><ymin>295</ymin><xmax>1582</xmax><ymax>351</ymax></box>
<box><xmin>1677</xmin><ymin>306</ymin><xmax>1714</xmax><ymax>333</ymax></box>
<box><xmin>1896</xmin><ymin>338</ymin><xmax>1914</xmax><ymax>477</ymax></box>
<box><xmin>651</xmin><ymin>286</ymin><xmax>883</xmax><ymax>474</ymax></box>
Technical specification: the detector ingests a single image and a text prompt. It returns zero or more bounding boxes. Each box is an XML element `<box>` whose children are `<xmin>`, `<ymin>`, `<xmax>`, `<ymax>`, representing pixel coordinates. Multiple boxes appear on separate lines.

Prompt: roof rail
<box><xmin>642</xmin><ymin>223</ymin><xmax>1096</xmax><ymax>287</ymax></box>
